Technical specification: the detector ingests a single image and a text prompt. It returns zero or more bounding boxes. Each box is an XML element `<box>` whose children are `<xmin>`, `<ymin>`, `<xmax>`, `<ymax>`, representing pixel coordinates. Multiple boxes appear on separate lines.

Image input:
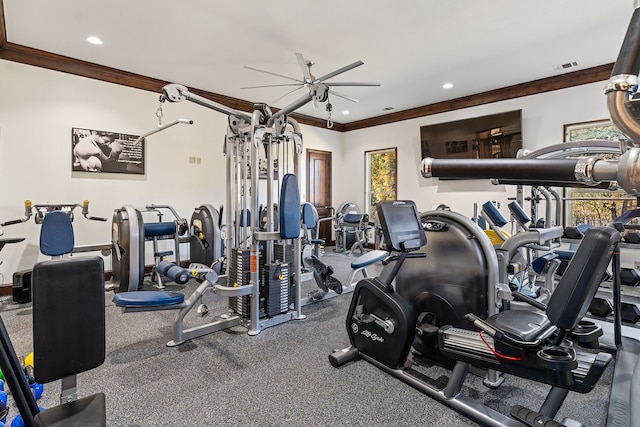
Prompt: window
<box><xmin>365</xmin><ymin>148</ymin><xmax>397</xmax><ymax>218</ymax></box>
<box><xmin>563</xmin><ymin>120</ymin><xmax>634</xmax><ymax>226</ymax></box>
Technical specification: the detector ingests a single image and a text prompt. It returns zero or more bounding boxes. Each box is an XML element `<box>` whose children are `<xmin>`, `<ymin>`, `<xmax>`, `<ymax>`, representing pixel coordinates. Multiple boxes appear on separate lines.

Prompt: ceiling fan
<box><xmin>241</xmin><ymin>53</ymin><xmax>380</xmax><ymax>110</ymax></box>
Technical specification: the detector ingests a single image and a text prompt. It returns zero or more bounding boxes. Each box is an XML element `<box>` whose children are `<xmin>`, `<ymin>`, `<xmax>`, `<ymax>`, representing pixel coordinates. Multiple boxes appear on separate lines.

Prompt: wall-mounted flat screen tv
<box><xmin>420</xmin><ymin>110</ymin><xmax>522</xmax><ymax>160</ymax></box>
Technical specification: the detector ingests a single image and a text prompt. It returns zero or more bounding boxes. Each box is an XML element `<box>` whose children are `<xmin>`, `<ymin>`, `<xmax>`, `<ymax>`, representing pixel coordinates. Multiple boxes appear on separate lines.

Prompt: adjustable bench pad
<box><xmin>113</xmin><ymin>291</ymin><xmax>185</xmax><ymax>307</ymax></box>
<box><xmin>33</xmin><ymin>256</ymin><xmax>106</xmax><ymax>384</ymax></box>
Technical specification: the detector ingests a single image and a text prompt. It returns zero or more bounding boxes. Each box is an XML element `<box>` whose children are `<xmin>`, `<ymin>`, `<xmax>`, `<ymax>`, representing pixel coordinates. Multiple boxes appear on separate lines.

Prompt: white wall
<box><xmin>0</xmin><ymin>58</ymin><xmax>612</xmax><ymax>283</ymax></box>
<box><xmin>341</xmin><ymin>82</ymin><xmax>611</xmax><ymax>217</ymax></box>
<box><xmin>0</xmin><ymin>60</ymin><xmax>341</xmax><ymax>282</ymax></box>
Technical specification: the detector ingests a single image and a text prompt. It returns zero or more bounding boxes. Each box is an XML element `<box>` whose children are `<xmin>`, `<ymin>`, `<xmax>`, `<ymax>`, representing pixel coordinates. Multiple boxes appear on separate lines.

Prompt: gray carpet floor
<box><xmin>0</xmin><ymin>248</ymin><xmax>613</xmax><ymax>426</ymax></box>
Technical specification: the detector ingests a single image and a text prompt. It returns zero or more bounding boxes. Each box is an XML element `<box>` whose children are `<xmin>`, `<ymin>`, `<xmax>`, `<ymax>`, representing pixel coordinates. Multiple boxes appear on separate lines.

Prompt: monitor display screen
<box><xmin>420</xmin><ymin>110</ymin><xmax>522</xmax><ymax>160</ymax></box>
<box><xmin>377</xmin><ymin>200</ymin><xmax>426</xmax><ymax>251</ymax></box>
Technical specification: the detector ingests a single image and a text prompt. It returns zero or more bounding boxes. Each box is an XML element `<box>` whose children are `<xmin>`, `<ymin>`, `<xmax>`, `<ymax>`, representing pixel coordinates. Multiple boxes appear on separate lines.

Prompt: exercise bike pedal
<box><xmin>327</xmin><ymin>277</ymin><xmax>343</xmax><ymax>295</ymax></box>
<box><xmin>510</xmin><ymin>405</ymin><xmax>566</xmax><ymax>427</ymax></box>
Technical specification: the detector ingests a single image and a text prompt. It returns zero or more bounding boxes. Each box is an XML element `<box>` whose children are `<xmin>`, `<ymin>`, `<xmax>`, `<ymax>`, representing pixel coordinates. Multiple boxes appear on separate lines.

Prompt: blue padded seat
<box><xmin>508</xmin><ymin>201</ymin><xmax>531</xmax><ymax>226</ymax></box>
<box><xmin>239</xmin><ymin>209</ymin><xmax>251</xmax><ymax>227</ymax></box>
<box><xmin>531</xmin><ymin>253</ymin><xmax>559</xmax><ymax>274</ymax></box>
<box><xmin>302</xmin><ymin>203</ymin><xmax>326</xmax><ymax>245</ymax></box>
<box><xmin>144</xmin><ymin>222</ymin><xmax>177</xmax><ymax>238</ymax></box>
<box><xmin>351</xmin><ymin>250</ymin><xmax>388</xmax><ymax>269</ymax></box>
<box><xmin>40</xmin><ymin>211</ymin><xmax>74</xmax><ymax>256</ymax></box>
<box><xmin>280</xmin><ymin>174</ymin><xmax>301</xmax><ymax>239</ymax></box>
<box><xmin>342</xmin><ymin>213</ymin><xmax>364</xmax><ymax>224</ymax></box>
<box><xmin>482</xmin><ymin>201</ymin><xmax>508</xmax><ymax>227</ymax></box>
<box><xmin>113</xmin><ymin>291</ymin><xmax>184</xmax><ymax>307</ymax></box>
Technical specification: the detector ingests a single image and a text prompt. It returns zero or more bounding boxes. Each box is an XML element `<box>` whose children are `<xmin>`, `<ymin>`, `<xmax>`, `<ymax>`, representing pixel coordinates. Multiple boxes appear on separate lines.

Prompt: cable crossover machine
<box><xmin>113</xmin><ymin>75</ymin><xmax>351</xmax><ymax>340</ymax></box>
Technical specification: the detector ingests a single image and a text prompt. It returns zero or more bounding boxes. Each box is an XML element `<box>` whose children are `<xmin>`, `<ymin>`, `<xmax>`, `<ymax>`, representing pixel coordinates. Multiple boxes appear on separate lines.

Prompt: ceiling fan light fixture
<box><xmin>342</xmin><ymin>110</ymin><xmax>350</xmax><ymax>115</ymax></box>
<box><xmin>442</xmin><ymin>82</ymin><xmax>454</xmax><ymax>89</ymax></box>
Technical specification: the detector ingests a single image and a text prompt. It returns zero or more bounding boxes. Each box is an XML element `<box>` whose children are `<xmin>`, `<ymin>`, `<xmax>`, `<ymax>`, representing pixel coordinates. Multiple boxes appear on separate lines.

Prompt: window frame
<box><xmin>364</xmin><ymin>147</ymin><xmax>398</xmax><ymax>218</ymax></box>
<box><xmin>563</xmin><ymin>119</ymin><xmax>631</xmax><ymax>227</ymax></box>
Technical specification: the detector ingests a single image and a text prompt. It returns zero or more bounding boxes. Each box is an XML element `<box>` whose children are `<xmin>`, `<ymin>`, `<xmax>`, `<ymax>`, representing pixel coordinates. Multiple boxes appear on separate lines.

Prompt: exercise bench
<box><xmin>16</xmin><ymin>211</ymin><xmax>106</xmax><ymax>426</ymax></box>
<box><xmin>113</xmin><ymin>260</ymin><xmax>251</xmax><ymax>346</ymax></box>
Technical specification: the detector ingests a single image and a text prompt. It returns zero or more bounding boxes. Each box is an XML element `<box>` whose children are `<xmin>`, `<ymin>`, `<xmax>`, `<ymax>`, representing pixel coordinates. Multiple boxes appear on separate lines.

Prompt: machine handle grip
<box><xmin>511</xmin><ymin>291</ymin><xmax>548</xmax><ymax>311</ymax></box>
<box><xmin>463</xmin><ymin>313</ymin><xmax>500</xmax><ymax>339</ymax></box>
<box><xmin>612</xmin><ymin>6</ymin><xmax>640</xmax><ymax>77</ymax></box>
<box><xmin>406</xmin><ymin>252</ymin><xmax>427</xmax><ymax>259</ymax></box>
<box><xmin>1</xmin><ymin>219</ymin><xmax>25</xmax><ymax>226</ymax></box>
<box><xmin>86</xmin><ymin>215</ymin><xmax>108</xmax><ymax>222</ymax></box>
<box><xmin>381</xmin><ymin>255</ymin><xmax>397</xmax><ymax>266</ymax></box>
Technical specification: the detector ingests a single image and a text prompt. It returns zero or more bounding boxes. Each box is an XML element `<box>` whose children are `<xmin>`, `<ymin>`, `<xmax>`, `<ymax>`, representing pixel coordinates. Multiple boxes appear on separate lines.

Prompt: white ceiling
<box><xmin>3</xmin><ymin>1</ymin><xmax>635</xmax><ymax>124</ymax></box>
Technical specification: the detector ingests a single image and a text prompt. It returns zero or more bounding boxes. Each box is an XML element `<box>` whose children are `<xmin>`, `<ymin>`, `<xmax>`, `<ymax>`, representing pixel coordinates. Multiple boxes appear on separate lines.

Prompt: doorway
<box><xmin>306</xmin><ymin>149</ymin><xmax>333</xmax><ymax>245</ymax></box>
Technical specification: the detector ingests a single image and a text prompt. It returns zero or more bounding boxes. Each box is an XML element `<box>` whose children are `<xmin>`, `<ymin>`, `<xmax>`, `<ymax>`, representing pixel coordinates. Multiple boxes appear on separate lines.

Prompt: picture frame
<box><xmin>72</xmin><ymin>127</ymin><xmax>144</xmax><ymax>175</ymax></box>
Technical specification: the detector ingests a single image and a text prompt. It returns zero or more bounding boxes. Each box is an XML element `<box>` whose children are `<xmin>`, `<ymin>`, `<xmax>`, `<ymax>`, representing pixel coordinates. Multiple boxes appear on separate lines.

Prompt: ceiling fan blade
<box><xmin>315</xmin><ymin>60</ymin><xmax>364</xmax><ymax>83</ymax></box>
<box><xmin>328</xmin><ymin>89</ymin><xmax>360</xmax><ymax>103</ymax></box>
<box><xmin>243</xmin><ymin>65</ymin><xmax>303</xmax><ymax>84</ymax></box>
<box><xmin>270</xmin><ymin>86</ymin><xmax>304</xmax><ymax>104</ymax></box>
<box><xmin>325</xmin><ymin>82</ymin><xmax>381</xmax><ymax>87</ymax></box>
<box><xmin>241</xmin><ymin>83</ymin><xmax>302</xmax><ymax>89</ymax></box>
<box><xmin>296</xmin><ymin>52</ymin><xmax>313</xmax><ymax>82</ymax></box>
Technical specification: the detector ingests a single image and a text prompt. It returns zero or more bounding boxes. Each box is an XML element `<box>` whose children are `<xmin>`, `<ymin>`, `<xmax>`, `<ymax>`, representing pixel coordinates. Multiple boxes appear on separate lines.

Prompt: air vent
<box><xmin>553</xmin><ymin>61</ymin><xmax>578</xmax><ymax>71</ymax></box>
<box><xmin>382</xmin><ymin>107</ymin><xmax>394</xmax><ymax>111</ymax></box>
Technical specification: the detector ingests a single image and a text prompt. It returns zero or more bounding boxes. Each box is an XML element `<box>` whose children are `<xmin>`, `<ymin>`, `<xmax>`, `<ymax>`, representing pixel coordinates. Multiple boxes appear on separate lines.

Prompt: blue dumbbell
<box><xmin>9</xmin><ymin>415</ymin><xmax>23</xmax><ymax>427</ymax></box>
<box><xmin>30</xmin><ymin>383</ymin><xmax>43</xmax><ymax>400</ymax></box>
<box><xmin>10</xmin><ymin>407</ymin><xmax>44</xmax><ymax>427</ymax></box>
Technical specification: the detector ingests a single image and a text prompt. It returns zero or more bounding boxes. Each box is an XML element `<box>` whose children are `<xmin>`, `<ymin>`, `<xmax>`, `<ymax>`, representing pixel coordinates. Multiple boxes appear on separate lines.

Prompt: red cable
<box><xmin>479</xmin><ymin>330</ymin><xmax>527</xmax><ymax>361</ymax></box>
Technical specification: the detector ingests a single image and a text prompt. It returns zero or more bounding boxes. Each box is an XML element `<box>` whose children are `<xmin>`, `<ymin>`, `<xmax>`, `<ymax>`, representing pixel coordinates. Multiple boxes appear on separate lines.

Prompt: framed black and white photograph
<box><xmin>72</xmin><ymin>127</ymin><xmax>145</xmax><ymax>175</ymax></box>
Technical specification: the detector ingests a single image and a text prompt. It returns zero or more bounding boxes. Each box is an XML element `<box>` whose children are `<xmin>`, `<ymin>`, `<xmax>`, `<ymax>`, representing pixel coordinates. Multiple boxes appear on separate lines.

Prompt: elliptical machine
<box><xmin>330</xmin><ymin>200</ymin><xmax>616</xmax><ymax>426</ymax></box>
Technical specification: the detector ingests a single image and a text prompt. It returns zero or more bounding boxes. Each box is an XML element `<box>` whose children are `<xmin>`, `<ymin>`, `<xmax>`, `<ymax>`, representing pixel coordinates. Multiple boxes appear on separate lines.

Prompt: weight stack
<box><xmin>262</xmin><ymin>263</ymin><xmax>291</xmax><ymax>317</ymax></box>
<box><xmin>274</xmin><ymin>242</ymin><xmax>294</xmax><ymax>264</ymax></box>
<box><xmin>228</xmin><ymin>248</ymin><xmax>253</xmax><ymax>318</ymax></box>
<box><xmin>12</xmin><ymin>269</ymin><xmax>32</xmax><ymax>304</ymax></box>
<box><xmin>273</xmin><ymin>242</ymin><xmax>294</xmax><ymax>308</ymax></box>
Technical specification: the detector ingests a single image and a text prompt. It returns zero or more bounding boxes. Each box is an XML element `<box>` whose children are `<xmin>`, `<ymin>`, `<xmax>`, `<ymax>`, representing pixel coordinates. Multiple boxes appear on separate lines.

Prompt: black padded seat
<box><xmin>34</xmin><ymin>393</ymin><xmax>106</xmax><ymax>427</ymax></box>
<box><xmin>483</xmin><ymin>226</ymin><xmax>619</xmax><ymax>345</ymax></box>
<box><xmin>33</xmin><ymin>257</ymin><xmax>106</xmax><ymax>383</ymax></box>
<box><xmin>484</xmin><ymin>310</ymin><xmax>551</xmax><ymax>342</ymax></box>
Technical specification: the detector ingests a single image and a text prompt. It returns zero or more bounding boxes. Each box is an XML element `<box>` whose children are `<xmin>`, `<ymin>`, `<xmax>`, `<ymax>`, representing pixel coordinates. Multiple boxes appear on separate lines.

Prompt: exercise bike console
<box><xmin>377</xmin><ymin>200</ymin><xmax>426</xmax><ymax>252</ymax></box>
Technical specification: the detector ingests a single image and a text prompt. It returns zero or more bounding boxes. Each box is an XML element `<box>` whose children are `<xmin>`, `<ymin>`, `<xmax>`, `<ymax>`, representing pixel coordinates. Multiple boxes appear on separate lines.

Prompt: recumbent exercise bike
<box><xmin>330</xmin><ymin>200</ymin><xmax>616</xmax><ymax>427</ymax></box>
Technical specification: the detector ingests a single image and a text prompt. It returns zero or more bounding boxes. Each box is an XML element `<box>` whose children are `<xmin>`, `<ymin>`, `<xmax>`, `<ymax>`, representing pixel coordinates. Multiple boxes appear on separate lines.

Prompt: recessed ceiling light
<box><xmin>442</xmin><ymin>82</ymin><xmax>454</xmax><ymax>89</ymax></box>
<box><xmin>342</xmin><ymin>110</ymin><xmax>350</xmax><ymax>115</ymax></box>
<box><xmin>86</xmin><ymin>36</ymin><xmax>103</xmax><ymax>45</ymax></box>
